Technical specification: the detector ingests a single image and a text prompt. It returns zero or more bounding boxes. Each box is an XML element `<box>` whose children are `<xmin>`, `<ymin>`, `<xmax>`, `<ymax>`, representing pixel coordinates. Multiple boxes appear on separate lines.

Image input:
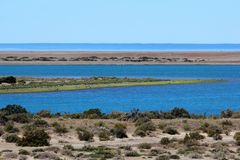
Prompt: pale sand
<box><xmin>0</xmin><ymin>51</ymin><xmax>240</xmax><ymax>64</ymax></box>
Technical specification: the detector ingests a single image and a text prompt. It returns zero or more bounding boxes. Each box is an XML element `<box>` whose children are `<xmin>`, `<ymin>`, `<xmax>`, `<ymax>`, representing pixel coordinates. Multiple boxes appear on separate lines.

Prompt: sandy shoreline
<box><xmin>0</xmin><ymin>51</ymin><xmax>240</xmax><ymax>65</ymax></box>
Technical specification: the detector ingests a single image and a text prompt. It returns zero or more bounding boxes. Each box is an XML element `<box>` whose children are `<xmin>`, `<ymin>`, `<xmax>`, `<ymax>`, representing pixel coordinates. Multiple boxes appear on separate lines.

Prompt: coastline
<box><xmin>0</xmin><ymin>51</ymin><xmax>240</xmax><ymax>65</ymax></box>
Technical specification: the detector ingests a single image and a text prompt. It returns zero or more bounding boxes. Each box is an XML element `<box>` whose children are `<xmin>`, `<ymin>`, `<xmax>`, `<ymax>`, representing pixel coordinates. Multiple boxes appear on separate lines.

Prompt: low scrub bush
<box><xmin>0</xmin><ymin>128</ymin><xmax>4</xmax><ymax>136</ymax></box>
<box><xmin>183</xmin><ymin>134</ymin><xmax>200</xmax><ymax>147</ymax></box>
<box><xmin>33</xmin><ymin>152</ymin><xmax>60</xmax><ymax>160</ymax></box>
<box><xmin>163</xmin><ymin>126</ymin><xmax>179</xmax><ymax>135</ymax></box>
<box><xmin>18</xmin><ymin>149</ymin><xmax>30</xmax><ymax>155</ymax></box>
<box><xmin>89</xmin><ymin>146</ymin><xmax>115</xmax><ymax>159</ymax></box>
<box><xmin>138</xmin><ymin>143</ymin><xmax>152</xmax><ymax>149</ymax></box>
<box><xmin>8</xmin><ymin>113</ymin><xmax>31</xmax><ymax>123</ymax></box>
<box><xmin>135</xmin><ymin>117</ymin><xmax>151</xmax><ymax>126</ymax></box>
<box><xmin>0</xmin><ymin>104</ymin><xmax>27</xmax><ymax>116</ymax></box>
<box><xmin>36</xmin><ymin>110</ymin><xmax>52</xmax><ymax>118</ymax></box>
<box><xmin>170</xmin><ymin>155</ymin><xmax>180</xmax><ymax>159</ymax></box>
<box><xmin>125</xmin><ymin>151</ymin><xmax>140</xmax><ymax>157</ymax></box>
<box><xmin>156</xmin><ymin>155</ymin><xmax>170</xmax><ymax>160</ymax></box>
<box><xmin>160</xmin><ymin>137</ymin><xmax>170</xmax><ymax>145</ymax></box>
<box><xmin>111</xmin><ymin>123</ymin><xmax>128</xmax><ymax>138</ymax></box>
<box><xmin>188</xmin><ymin>132</ymin><xmax>205</xmax><ymax>140</ymax></box>
<box><xmin>17</xmin><ymin>128</ymin><xmax>50</xmax><ymax>147</ymax></box>
<box><xmin>76</xmin><ymin>128</ymin><xmax>94</xmax><ymax>141</ymax></box>
<box><xmin>134</xmin><ymin>121</ymin><xmax>156</xmax><ymax>137</ymax></box>
<box><xmin>170</xmin><ymin>107</ymin><xmax>190</xmax><ymax>118</ymax></box>
<box><xmin>206</xmin><ymin>125</ymin><xmax>222</xmax><ymax>137</ymax></box>
<box><xmin>0</xmin><ymin>76</ymin><xmax>16</xmax><ymax>84</ymax></box>
<box><xmin>221</xmin><ymin>109</ymin><xmax>233</xmax><ymax>118</ymax></box>
<box><xmin>213</xmin><ymin>133</ymin><xmax>222</xmax><ymax>140</ymax></box>
<box><xmin>33</xmin><ymin>119</ymin><xmax>49</xmax><ymax>127</ymax></box>
<box><xmin>4</xmin><ymin>123</ymin><xmax>19</xmax><ymax>133</ymax></box>
<box><xmin>183</xmin><ymin>124</ymin><xmax>191</xmax><ymax>131</ymax></box>
<box><xmin>53</xmin><ymin>123</ymin><xmax>68</xmax><ymax>134</ymax></box>
<box><xmin>134</xmin><ymin>129</ymin><xmax>146</xmax><ymax>137</ymax></box>
<box><xmin>221</xmin><ymin>120</ymin><xmax>233</xmax><ymax>126</ymax></box>
<box><xmin>234</xmin><ymin>132</ymin><xmax>240</xmax><ymax>145</ymax></box>
<box><xmin>5</xmin><ymin>134</ymin><xmax>20</xmax><ymax>143</ymax></box>
<box><xmin>98</xmin><ymin>130</ymin><xmax>111</xmax><ymax>141</ymax></box>
<box><xmin>0</xmin><ymin>114</ymin><xmax>8</xmax><ymax>125</ymax></box>
<box><xmin>82</xmin><ymin>108</ymin><xmax>104</xmax><ymax>119</ymax></box>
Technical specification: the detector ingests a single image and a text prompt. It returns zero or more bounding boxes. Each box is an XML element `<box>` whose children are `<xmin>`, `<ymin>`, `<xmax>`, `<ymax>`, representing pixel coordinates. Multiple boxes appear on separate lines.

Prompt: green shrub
<box><xmin>111</xmin><ymin>123</ymin><xmax>128</xmax><ymax>138</ymax></box>
<box><xmin>17</xmin><ymin>128</ymin><xmax>50</xmax><ymax>147</ymax></box>
<box><xmin>0</xmin><ymin>128</ymin><xmax>4</xmax><ymax>136</ymax></box>
<box><xmin>76</xmin><ymin>128</ymin><xmax>94</xmax><ymax>141</ymax></box>
<box><xmin>0</xmin><ymin>104</ymin><xmax>27</xmax><ymax>116</ymax></box>
<box><xmin>18</xmin><ymin>149</ymin><xmax>30</xmax><ymax>155</ymax></box>
<box><xmin>221</xmin><ymin>109</ymin><xmax>233</xmax><ymax>118</ymax></box>
<box><xmin>234</xmin><ymin>132</ymin><xmax>240</xmax><ymax>145</ymax></box>
<box><xmin>160</xmin><ymin>137</ymin><xmax>170</xmax><ymax>145</ymax></box>
<box><xmin>0</xmin><ymin>114</ymin><xmax>8</xmax><ymax>125</ymax></box>
<box><xmin>183</xmin><ymin>134</ymin><xmax>200</xmax><ymax>147</ymax></box>
<box><xmin>33</xmin><ymin>119</ymin><xmax>49</xmax><ymax>127</ymax></box>
<box><xmin>158</xmin><ymin>122</ymin><xmax>168</xmax><ymax>130</ymax></box>
<box><xmin>183</xmin><ymin>124</ymin><xmax>191</xmax><ymax>131</ymax></box>
<box><xmin>0</xmin><ymin>76</ymin><xmax>16</xmax><ymax>84</ymax></box>
<box><xmin>36</xmin><ymin>110</ymin><xmax>52</xmax><ymax>118</ymax></box>
<box><xmin>163</xmin><ymin>126</ymin><xmax>179</xmax><ymax>135</ymax></box>
<box><xmin>188</xmin><ymin>132</ymin><xmax>205</xmax><ymax>140</ymax></box>
<box><xmin>170</xmin><ymin>155</ymin><xmax>180</xmax><ymax>159</ymax></box>
<box><xmin>135</xmin><ymin>117</ymin><xmax>151</xmax><ymax>126</ymax></box>
<box><xmin>82</xmin><ymin>108</ymin><xmax>103</xmax><ymax>119</ymax></box>
<box><xmin>98</xmin><ymin>130</ymin><xmax>111</xmax><ymax>141</ymax></box>
<box><xmin>5</xmin><ymin>134</ymin><xmax>20</xmax><ymax>143</ymax></box>
<box><xmin>221</xmin><ymin>120</ymin><xmax>233</xmax><ymax>126</ymax></box>
<box><xmin>8</xmin><ymin>113</ymin><xmax>31</xmax><ymax>123</ymax></box>
<box><xmin>63</xmin><ymin>145</ymin><xmax>74</xmax><ymax>151</ymax></box>
<box><xmin>4</xmin><ymin>123</ymin><xmax>19</xmax><ymax>133</ymax></box>
<box><xmin>213</xmin><ymin>133</ymin><xmax>222</xmax><ymax>140</ymax></box>
<box><xmin>125</xmin><ymin>151</ymin><xmax>140</xmax><ymax>157</ymax></box>
<box><xmin>94</xmin><ymin>121</ymin><xmax>106</xmax><ymax>127</ymax></box>
<box><xmin>134</xmin><ymin>129</ymin><xmax>146</xmax><ymax>137</ymax></box>
<box><xmin>134</xmin><ymin>121</ymin><xmax>156</xmax><ymax>137</ymax></box>
<box><xmin>156</xmin><ymin>155</ymin><xmax>170</xmax><ymax>160</ymax></box>
<box><xmin>206</xmin><ymin>125</ymin><xmax>222</xmax><ymax>137</ymax></box>
<box><xmin>53</xmin><ymin>123</ymin><xmax>68</xmax><ymax>134</ymax></box>
<box><xmin>199</xmin><ymin>122</ymin><xmax>210</xmax><ymax>132</ymax></box>
<box><xmin>90</xmin><ymin>146</ymin><xmax>115</xmax><ymax>159</ymax></box>
<box><xmin>170</xmin><ymin>107</ymin><xmax>190</xmax><ymax>118</ymax></box>
<box><xmin>138</xmin><ymin>143</ymin><xmax>152</xmax><ymax>149</ymax></box>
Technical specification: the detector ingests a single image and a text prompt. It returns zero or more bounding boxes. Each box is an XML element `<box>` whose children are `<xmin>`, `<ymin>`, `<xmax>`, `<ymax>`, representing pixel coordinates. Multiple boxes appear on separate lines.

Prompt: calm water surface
<box><xmin>0</xmin><ymin>65</ymin><xmax>240</xmax><ymax>115</ymax></box>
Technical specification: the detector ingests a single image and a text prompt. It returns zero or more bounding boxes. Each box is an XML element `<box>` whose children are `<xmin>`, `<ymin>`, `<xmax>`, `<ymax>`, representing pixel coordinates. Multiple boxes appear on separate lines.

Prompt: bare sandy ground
<box><xmin>0</xmin><ymin>51</ymin><xmax>240</xmax><ymax>64</ymax></box>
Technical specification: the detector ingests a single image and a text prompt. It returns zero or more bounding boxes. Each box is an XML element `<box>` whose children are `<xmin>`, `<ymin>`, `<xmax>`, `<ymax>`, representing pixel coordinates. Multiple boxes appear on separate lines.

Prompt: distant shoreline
<box><xmin>0</xmin><ymin>51</ymin><xmax>240</xmax><ymax>65</ymax></box>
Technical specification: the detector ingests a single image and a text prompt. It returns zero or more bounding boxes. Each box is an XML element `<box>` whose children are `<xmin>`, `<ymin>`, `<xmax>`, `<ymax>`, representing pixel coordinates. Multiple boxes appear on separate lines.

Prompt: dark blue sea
<box><xmin>0</xmin><ymin>65</ymin><xmax>239</xmax><ymax>115</ymax></box>
<box><xmin>0</xmin><ymin>43</ymin><xmax>240</xmax><ymax>51</ymax></box>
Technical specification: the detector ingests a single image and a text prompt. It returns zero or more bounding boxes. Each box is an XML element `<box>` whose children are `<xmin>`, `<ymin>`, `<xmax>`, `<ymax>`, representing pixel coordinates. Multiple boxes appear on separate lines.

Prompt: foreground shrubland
<box><xmin>1</xmin><ymin>104</ymin><xmax>240</xmax><ymax>159</ymax></box>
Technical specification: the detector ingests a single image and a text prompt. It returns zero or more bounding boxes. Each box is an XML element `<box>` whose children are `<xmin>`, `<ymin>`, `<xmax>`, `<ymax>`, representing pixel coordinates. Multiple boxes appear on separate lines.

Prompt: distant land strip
<box><xmin>0</xmin><ymin>76</ymin><xmax>223</xmax><ymax>94</ymax></box>
<box><xmin>0</xmin><ymin>51</ymin><xmax>240</xmax><ymax>64</ymax></box>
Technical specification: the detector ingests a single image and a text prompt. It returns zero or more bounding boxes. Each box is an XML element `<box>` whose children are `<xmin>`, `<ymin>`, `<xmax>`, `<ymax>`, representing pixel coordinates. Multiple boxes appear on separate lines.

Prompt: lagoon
<box><xmin>0</xmin><ymin>65</ymin><xmax>240</xmax><ymax>115</ymax></box>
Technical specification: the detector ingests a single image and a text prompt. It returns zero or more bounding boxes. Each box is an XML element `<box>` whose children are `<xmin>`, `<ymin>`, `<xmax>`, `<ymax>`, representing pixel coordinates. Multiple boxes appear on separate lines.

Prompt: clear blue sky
<box><xmin>0</xmin><ymin>0</ymin><xmax>239</xmax><ymax>43</ymax></box>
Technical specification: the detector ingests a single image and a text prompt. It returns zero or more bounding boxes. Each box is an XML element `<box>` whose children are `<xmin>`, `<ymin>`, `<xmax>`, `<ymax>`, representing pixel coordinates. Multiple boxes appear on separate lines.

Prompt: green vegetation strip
<box><xmin>0</xmin><ymin>78</ymin><xmax>222</xmax><ymax>94</ymax></box>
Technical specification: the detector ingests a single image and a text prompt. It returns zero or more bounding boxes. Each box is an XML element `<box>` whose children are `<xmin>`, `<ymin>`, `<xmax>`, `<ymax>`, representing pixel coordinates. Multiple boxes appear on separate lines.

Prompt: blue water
<box><xmin>0</xmin><ymin>43</ymin><xmax>240</xmax><ymax>51</ymax></box>
<box><xmin>0</xmin><ymin>65</ymin><xmax>240</xmax><ymax>115</ymax></box>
